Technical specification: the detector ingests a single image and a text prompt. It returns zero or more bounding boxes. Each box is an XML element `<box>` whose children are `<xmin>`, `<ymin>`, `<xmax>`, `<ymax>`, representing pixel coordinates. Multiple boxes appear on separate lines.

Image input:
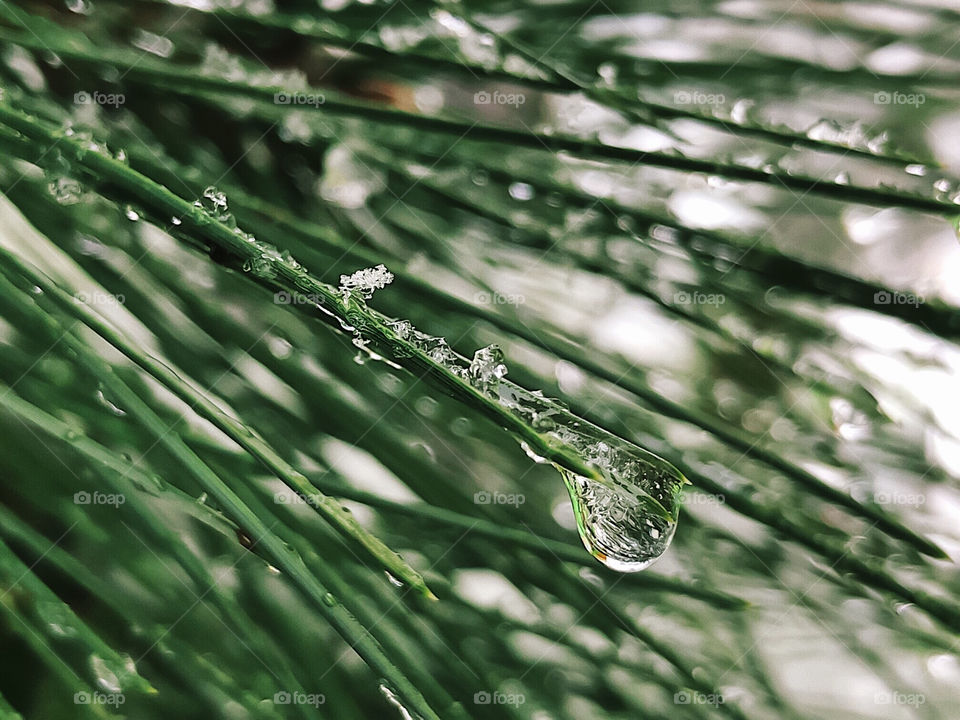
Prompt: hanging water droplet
<box><xmin>36</xmin><ymin>600</ymin><xmax>78</xmax><ymax>638</ymax></box>
<box><xmin>508</xmin><ymin>182</ymin><xmax>534</xmax><ymax>201</ymax></box>
<box><xmin>379</xmin><ymin>683</ymin><xmax>416</xmax><ymax>720</ymax></box>
<box><xmin>834</xmin><ymin>172</ymin><xmax>850</xmax><ymax>185</ymax></box>
<box><xmin>65</xmin><ymin>0</ymin><xmax>92</xmax><ymax>14</ymax></box>
<box><xmin>557</xmin><ymin>463</ymin><xmax>679</xmax><ymax>572</ymax></box>
<box><xmin>236</xmin><ymin>529</ymin><xmax>255</xmax><ymax>549</ymax></box>
<box><xmin>519</xmin><ymin>440</ymin><xmax>547</xmax><ymax>463</ymax></box>
<box><xmin>131</xmin><ymin>29</ymin><xmax>175</xmax><ymax>59</ymax></box>
<box><xmin>199</xmin><ymin>44</ymin><xmax>246</xmax><ymax>82</ymax></box>
<box><xmin>730</xmin><ymin>99</ymin><xmax>755</xmax><ymax>124</ymax></box>
<box><xmin>89</xmin><ymin>653</ymin><xmax>137</xmax><ymax>693</ymax></box>
<box><xmin>830</xmin><ymin>398</ymin><xmax>869</xmax><ymax>441</ymax></box>
<box><xmin>411</xmin><ymin>440</ymin><xmax>436</xmax><ymax>460</ymax></box>
<box><xmin>96</xmin><ymin>386</ymin><xmax>126</xmax><ymax>416</ymax></box>
<box><xmin>414</xmin><ymin>396</ymin><xmax>438</xmax><ymax>417</ymax></box>
<box><xmin>806</xmin><ymin>119</ymin><xmax>840</xmax><ymax>141</ymax></box>
<box><xmin>322</xmin><ymin>592</ymin><xmax>338</xmax><ymax>607</ymax></box>
<box><xmin>578</xmin><ymin>566</ymin><xmax>605</xmax><ymax>588</ymax></box>
<box><xmin>596</xmin><ymin>61</ymin><xmax>617</xmax><ymax>86</ymax></box>
<box><xmin>123</xmin><ymin>205</ymin><xmax>140</xmax><ymax>222</ymax></box>
<box><xmin>905</xmin><ymin>164</ymin><xmax>927</xmax><ymax>177</ymax></box>
<box><xmin>505</xmin><ymin>386</ymin><xmax>686</xmax><ymax>571</ymax></box>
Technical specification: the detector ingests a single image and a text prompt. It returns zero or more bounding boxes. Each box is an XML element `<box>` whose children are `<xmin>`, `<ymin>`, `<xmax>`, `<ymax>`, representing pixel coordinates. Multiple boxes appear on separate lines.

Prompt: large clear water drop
<box><xmin>552</xmin><ymin>422</ymin><xmax>684</xmax><ymax>571</ymax></box>
<box><xmin>498</xmin><ymin>384</ymin><xmax>686</xmax><ymax>571</ymax></box>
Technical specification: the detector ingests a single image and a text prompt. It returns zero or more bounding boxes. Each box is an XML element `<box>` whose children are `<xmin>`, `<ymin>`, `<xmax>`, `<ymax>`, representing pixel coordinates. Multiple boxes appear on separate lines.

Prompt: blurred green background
<box><xmin>1</xmin><ymin>0</ymin><xmax>959</xmax><ymax>718</ymax></box>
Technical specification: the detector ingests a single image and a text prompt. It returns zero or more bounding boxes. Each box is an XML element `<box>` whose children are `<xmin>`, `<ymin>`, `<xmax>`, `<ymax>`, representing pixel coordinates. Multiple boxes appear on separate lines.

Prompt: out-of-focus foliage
<box><xmin>0</xmin><ymin>0</ymin><xmax>959</xmax><ymax>718</ymax></box>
